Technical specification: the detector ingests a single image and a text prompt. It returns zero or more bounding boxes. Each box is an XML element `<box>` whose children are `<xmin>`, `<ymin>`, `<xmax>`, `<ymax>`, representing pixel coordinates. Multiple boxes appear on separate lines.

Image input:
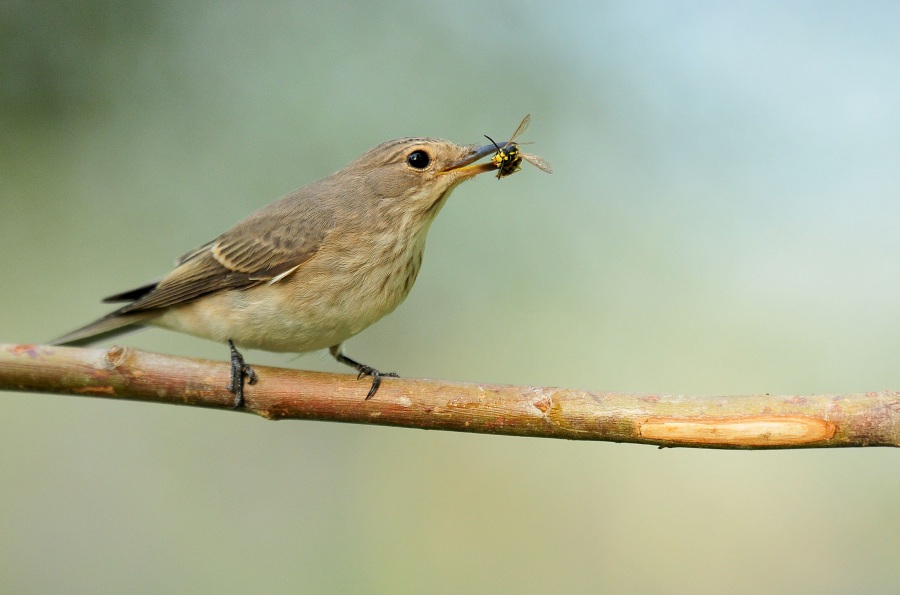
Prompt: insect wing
<box><xmin>506</xmin><ymin>114</ymin><xmax>531</xmax><ymax>145</ymax></box>
<box><xmin>521</xmin><ymin>152</ymin><xmax>553</xmax><ymax>174</ymax></box>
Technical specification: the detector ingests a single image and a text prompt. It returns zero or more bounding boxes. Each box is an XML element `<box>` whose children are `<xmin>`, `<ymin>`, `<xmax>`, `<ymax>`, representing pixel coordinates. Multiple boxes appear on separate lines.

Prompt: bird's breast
<box><xmin>153</xmin><ymin>221</ymin><xmax>431</xmax><ymax>353</ymax></box>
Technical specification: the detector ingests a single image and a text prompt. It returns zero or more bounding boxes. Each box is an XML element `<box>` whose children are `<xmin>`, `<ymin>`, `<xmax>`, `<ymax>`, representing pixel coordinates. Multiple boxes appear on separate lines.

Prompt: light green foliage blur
<box><xmin>3</xmin><ymin>1</ymin><xmax>900</xmax><ymax>592</ymax></box>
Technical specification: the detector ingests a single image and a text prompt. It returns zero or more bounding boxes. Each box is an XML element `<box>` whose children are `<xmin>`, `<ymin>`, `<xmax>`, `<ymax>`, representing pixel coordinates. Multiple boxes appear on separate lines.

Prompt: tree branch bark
<box><xmin>1</xmin><ymin>343</ymin><xmax>898</xmax><ymax>449</ymax></box>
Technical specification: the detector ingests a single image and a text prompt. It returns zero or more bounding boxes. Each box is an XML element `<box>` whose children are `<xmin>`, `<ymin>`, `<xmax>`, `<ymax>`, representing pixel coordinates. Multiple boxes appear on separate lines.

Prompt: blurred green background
<box><xmin>3</xmin><ymin>1</ymin><xmax>900</xmax><ymax>592</ymax></box>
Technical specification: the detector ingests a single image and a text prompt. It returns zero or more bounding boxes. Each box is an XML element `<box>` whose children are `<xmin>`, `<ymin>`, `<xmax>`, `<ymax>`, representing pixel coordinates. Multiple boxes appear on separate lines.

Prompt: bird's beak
<box><xmin>440</xmin><ymin>144</ymin><xmax>498</xmax><ymax>178</ymax></box>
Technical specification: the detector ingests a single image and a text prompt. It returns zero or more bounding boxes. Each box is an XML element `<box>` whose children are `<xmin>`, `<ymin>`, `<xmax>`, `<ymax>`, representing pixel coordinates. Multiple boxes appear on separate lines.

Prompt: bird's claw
<box><xmin>354</xmin><ymin>365</ymin><xmax>398</xmax><ymax>399</ymax></box>
<box><xmin>227</xmin><ymin>339</ymin><xmax>257</xmax><ymax>409</ymax></box>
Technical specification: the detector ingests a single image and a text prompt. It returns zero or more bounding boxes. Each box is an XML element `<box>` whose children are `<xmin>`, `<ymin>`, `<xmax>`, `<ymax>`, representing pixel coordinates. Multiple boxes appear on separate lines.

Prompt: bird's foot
<box><xmin>355</xmin><ymin>365</ymin><xmax>400</xmax><ymax>399</ymax></box>
<box><xmin>329</xmin><ymin>345</ymin><xmax>397</xmax><ymax>399</ymax></box>
<box><xmin>227</xmin><ymin>339</ymin><xmax>257</xmax><ymax>408</ymax></box>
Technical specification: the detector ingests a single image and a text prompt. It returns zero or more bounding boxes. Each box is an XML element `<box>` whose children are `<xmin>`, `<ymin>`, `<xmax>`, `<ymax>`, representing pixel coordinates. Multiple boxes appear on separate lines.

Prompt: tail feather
<box><xmin>101</xmin><ymin>281</ymin><xmax>159</xmax><ymax>304</ymax></box>
<box><xmin>51</xmin><ymin>311</ymin><xmax>152</xmax><ymax>347</ymax></box>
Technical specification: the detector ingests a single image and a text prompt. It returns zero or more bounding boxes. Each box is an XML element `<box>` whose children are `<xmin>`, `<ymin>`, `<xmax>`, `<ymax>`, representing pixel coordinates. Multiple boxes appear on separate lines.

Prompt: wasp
<box><xmin>484</xmin><ymin>113</ymin><xmax>553</xmax><ymax>179</ymax></box>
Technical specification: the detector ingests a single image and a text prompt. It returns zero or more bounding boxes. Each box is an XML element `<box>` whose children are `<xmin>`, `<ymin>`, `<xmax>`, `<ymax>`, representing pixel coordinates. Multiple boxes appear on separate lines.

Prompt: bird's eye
<box><xmin>406</xmin><ymin>150</ymin><xmax>430</xmax><ymax>169</ymax></box>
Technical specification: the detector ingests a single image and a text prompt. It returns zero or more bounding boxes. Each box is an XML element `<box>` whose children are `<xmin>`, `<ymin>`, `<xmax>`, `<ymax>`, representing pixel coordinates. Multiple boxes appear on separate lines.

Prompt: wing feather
<box><xmin>118</xmin><ymin>191</ymin><xmax>333</xmax><ymax>313</ymax></box>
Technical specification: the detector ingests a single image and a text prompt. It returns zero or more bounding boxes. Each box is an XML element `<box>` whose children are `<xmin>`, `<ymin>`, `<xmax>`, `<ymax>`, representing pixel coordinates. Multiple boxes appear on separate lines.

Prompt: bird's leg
<box><xmin>227</xmin><ymin>339</ymin><xmax>257</xmax><ymax>408</ymax></box>
<box><xmin>329</xmin><ymin>344</ymin><xmax>398</xmax><ymax>399</ymax></box>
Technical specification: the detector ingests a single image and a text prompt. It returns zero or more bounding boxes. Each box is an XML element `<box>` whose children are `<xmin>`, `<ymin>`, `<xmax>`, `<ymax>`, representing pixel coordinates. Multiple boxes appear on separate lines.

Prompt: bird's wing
<box><xmin>117</xmin><ymin>198</ymin><xmax>333</xmax><ymax>313</ymax></box>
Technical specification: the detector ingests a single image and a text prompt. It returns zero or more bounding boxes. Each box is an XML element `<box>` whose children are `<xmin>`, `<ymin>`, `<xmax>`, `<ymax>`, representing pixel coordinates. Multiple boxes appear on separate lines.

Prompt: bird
<box><xmin>52</xmin><ymin>132</ymin><xmax>509</xmax><ymax>406</ymax></box>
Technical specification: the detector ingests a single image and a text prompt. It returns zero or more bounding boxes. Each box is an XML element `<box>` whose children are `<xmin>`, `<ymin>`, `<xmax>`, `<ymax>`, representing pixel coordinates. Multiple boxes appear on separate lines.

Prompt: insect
<box><xmin>484</xmin><ymin>114</ymin><xmax>553</xmax><ymax>179</ymax></box>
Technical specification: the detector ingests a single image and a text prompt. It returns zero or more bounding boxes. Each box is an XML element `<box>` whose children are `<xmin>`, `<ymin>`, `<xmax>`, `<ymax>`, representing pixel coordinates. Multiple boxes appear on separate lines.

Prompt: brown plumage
<box><xmin>52</xmin><ymin>134</ymin><xmax>505</xmax><ymax>400</ymax></box>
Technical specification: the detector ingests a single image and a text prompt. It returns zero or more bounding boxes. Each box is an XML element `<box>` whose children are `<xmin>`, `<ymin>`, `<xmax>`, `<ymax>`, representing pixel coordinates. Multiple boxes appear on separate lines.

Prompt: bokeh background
<box><xmin>3</xmin><ymin>1</ymin><xmax>900</xmax><ymax>592</ymax></box>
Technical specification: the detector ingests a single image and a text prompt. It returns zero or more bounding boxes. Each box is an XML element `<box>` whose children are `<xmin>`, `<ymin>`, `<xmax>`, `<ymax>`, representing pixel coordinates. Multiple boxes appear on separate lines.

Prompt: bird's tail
<box><xmin>51</xmin><ymin>311</ymin><xmax>153</xmax><ymax>347</ymax></box>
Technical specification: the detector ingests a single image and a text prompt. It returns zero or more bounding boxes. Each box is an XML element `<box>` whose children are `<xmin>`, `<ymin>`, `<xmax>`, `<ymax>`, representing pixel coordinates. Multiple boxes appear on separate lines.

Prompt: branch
<box><xmin>1</xmin><ymin>343</ymin><xmax>898</xmax><ymax>449</ymax></box>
